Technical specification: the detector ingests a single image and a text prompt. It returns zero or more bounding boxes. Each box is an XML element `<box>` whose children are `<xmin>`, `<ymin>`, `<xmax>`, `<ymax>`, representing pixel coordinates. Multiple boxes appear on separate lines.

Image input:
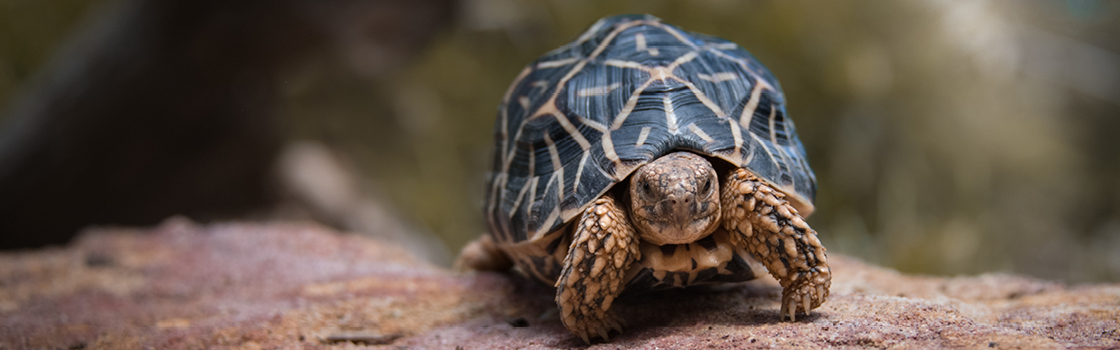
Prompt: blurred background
<box><xmin>1</xmin><ymin>0</ymin><xmax>1118</xmax><ymax>282</ymax></box>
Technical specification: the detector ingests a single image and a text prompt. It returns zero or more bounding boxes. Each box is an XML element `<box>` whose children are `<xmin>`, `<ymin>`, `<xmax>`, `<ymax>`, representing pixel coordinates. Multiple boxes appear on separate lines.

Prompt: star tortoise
<box><xmin>457</xmin><ymin>14</ymin><xmax>831</xmax><ymax>343</ymax></box>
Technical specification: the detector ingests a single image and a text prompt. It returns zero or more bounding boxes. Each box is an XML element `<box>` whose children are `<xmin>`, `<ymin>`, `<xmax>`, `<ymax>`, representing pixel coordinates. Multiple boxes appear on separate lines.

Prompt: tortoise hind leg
<box><xmin>556</xmin><ymin>195</ymin><xmax>641</xmax><ymax>343</ymax></box>
<box><xmin>721</xmin><ymin>168</ymin><xmax>831</xmax><ymax>321</ymax></box>
<box><xmin>454</xmin><ymin>234</ymin><xmax>512</xmax><ymax>272</ymax></box>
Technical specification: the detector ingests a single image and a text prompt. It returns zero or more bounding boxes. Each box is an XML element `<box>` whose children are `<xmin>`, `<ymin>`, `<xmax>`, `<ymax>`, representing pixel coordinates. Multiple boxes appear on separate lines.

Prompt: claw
<box><xmin>780</xmin><ymin>297</ymin><xmax>788</xmax><ymax>321</ymax></box>
<box><xmin>803</xmin><ymin>294</ymin><xmax>812</xmax><ymax>314</ymax></box>
<box><xmin>578</xmin><ymin>330</ymin><xmax>590</xmax><ymax>344</ymax></box>
<box><xmin>607</xmin><ymin>316</ymin><xmax>624</xmax><ymax>333</ymax></box>
<box><xmin>598</xmin><ymin>326</ymin><xmax>610</xmax><ymax>342</ymax></box>
<box><xmin>788</xmin><ymin>298</ymin><xmax>798</xmax><ymax>321</ymax></box>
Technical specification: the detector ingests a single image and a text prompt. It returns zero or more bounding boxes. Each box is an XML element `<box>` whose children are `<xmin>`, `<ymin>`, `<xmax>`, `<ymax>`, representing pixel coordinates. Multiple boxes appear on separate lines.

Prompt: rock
<box><xmin>1</xmin><ymin>219</ymin><xmax>1117</xmax><ymax>349</ymax></box>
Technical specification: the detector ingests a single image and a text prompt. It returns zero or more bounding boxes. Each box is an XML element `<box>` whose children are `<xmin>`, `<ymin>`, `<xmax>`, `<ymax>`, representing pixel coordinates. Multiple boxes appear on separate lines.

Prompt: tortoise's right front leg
<box><xmin>556</xmin><ymin>195</ymin><xmax>641</xmax><ymax>343</ymax></box>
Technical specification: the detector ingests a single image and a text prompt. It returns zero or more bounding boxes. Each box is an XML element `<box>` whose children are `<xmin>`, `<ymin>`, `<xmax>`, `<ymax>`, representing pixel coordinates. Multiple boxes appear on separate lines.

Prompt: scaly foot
<box><xmin>556</xmin><ymin>195</ymin><xmax>641</xmax><ymax>343</ymax></box>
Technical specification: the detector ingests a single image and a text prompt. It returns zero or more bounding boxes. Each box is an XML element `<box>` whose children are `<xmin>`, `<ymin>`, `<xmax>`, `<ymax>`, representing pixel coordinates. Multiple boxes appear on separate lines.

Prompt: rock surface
<box><xmin>1</xmin><ymin>219</ymin><xmax>1117</xmax><ymax>349</ymax></box>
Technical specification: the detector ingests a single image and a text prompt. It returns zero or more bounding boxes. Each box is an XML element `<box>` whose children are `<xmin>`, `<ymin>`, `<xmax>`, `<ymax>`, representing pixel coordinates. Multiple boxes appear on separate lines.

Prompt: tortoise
<box><xmin>457</xmin><ymin>14</ymin><xmax>831</xmax><ymax>343</ymax></box>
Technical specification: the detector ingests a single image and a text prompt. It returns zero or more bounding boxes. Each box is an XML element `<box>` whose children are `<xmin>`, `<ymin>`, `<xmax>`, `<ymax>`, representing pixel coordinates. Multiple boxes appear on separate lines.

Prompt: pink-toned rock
<box><xmin>1</xmin><ymin>219</ymin><xmax>1117</xmax><ymax>349</ymax></box>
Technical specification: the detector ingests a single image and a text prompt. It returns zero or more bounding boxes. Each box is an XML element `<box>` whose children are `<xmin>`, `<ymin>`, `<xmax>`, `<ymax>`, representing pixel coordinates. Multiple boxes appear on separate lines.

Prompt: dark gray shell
<box><xmin>486</xmin><ymin>14</ymin><xmax>816</xmax><ymax>246</ymax></box>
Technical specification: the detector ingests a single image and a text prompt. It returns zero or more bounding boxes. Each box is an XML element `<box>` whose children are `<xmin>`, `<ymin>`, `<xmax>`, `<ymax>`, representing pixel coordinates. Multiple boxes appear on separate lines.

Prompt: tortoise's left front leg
<box><xmin>722</xmin><ymin>169</ymin><xmax>831</xmax><ymax>321</ymax></box>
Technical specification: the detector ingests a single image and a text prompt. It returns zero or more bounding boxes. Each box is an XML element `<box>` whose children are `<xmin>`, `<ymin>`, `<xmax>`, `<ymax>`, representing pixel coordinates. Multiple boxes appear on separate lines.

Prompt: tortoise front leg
<box><xmin>721</xmin><ymin>168</ymin><xmax>831</xmax><ymax>321</ymax></box>
<box><xmin>556</xmin><ymin>194</ymin><xmax>641</xmax><ymax>343</ymax></box>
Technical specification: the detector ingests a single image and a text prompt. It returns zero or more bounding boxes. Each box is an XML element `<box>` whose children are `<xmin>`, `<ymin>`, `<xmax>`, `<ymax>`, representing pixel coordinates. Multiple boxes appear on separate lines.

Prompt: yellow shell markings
<box><xmin>577</xmin><ymin>82</ymin><xmax>622</xmax><ymax>97</ymax></box>
<box><xmin>697</xmin><ymin>72</ymin><xmax>741</xmax><ymax>82</ymax></box>
<box><xmin>728</xmin><ymin>117</ymin><xmax>744</xmax><ymax>161</ymax></box>
<box><xmin>737</xmin><ymin>77</ymin><xmax>772</xmax><ymax>130</ymax></box>
<box><xmin>687</xmin><ymin>124</ymin><xmax>715</xmax><ymax>143</ymax></box>
<box><xmin>634</xmin><ymin>126</ymin><xmax>653</xmax><ymax>148</ymax></box>
<box><xmin>663</xmin><ymin>94</ymin><xmax>679</xmax><ymax>134</ymax></box>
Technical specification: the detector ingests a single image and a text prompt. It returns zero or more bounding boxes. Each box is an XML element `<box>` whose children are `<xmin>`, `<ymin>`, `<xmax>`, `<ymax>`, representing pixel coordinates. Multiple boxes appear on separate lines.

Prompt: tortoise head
<box><xmin>628</xmin><ymin>151</ymin><xmax>722</xmax><ymax>245</ymax></box>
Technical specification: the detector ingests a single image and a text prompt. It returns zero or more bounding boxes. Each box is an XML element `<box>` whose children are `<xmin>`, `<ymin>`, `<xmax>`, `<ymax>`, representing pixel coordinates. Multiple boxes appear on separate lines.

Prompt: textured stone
<box><xmin>1</xmin><ymin>218</ymin><xmax>1117</xmax><ymax>349</ymax></box>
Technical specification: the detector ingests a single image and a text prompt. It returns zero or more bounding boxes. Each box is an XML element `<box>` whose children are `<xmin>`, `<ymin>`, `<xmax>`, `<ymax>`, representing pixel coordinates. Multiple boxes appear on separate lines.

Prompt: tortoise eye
<box><xmin>702</xmin><ymin>179</ymin><xmax>712</xmax><ymax>194</ymax></box>
<box><xmin>642</xmin><ymin>182</ymin><xmax>653</xmax><ymax>196</ymax></box>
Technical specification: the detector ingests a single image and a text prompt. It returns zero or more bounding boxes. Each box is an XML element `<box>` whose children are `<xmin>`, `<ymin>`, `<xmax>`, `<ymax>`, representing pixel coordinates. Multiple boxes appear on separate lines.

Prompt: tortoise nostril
<box><xmin>684</xmin><ymin>198</ymin><xmax>690</xmax><ymax>204</ymax></box>
<box><xmin>669</xmin><ymin>199</ymin><xmax>677</xmax><ymax>205</ymax></box>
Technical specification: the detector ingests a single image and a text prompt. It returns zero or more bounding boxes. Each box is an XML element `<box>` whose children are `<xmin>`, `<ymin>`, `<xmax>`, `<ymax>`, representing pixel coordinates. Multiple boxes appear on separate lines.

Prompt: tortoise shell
<box><xmin>485</xmin><ymin>14</ymin><xmax>816</xmax><ymax>287</ymax></box>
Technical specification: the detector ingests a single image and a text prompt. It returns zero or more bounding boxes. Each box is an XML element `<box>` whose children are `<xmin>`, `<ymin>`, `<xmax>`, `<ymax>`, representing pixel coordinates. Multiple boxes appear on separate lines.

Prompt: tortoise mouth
<box><xmin>635</xmin><ymin>214</ymin><xmax>719</xmax><ymax>245</ymax></box>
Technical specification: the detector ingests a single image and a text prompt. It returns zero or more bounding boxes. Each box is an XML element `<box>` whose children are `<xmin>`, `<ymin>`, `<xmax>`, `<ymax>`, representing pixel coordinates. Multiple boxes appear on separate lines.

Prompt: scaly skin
<box><xmin>721</xmin><ymin>168</ymin><xmax>831</xmax><ymax>321</ymax></box>
<box><xmin>556</xmin><ymin>195</ymin><xmax>641</xmax><ymax>343</ymax></box>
